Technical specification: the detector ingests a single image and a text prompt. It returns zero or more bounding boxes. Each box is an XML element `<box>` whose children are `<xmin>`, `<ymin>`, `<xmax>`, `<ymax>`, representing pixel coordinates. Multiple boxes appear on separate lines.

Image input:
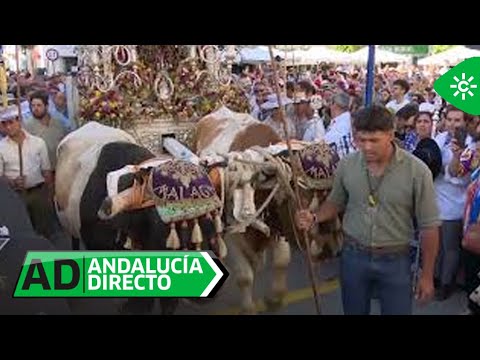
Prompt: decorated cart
<box><xmin>74</xmin><ymin>45</ymin><xmax>250</xmax><ymax>154</ymax></box>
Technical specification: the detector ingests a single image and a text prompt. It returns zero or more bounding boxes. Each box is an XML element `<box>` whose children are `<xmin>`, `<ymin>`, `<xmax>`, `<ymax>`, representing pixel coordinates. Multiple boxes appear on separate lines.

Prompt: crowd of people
<box><xmin>0</xmin><ymin>71</ymin><xmax>76</xmax><ymax>247</ymax></box>
<box><xmin>240</xmin><ymin>61</ymin><xmax>480</xmax><ymax>315</ymax></box>
<box><xmin>1</xmin><ymin>59</ymin><xmax>480</xmax><ymax>315</ymax></box>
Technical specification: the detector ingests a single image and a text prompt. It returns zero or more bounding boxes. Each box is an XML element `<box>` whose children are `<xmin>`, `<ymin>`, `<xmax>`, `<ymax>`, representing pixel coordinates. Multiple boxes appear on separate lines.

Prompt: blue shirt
<box><xmin>403</xmin><ymin>131</ymin><xmax>418</xmax><ymax>153</ymax></box>
<box><xmin>48</xmin><ymin>98</ymin><xmax>75</xmax><ymax>132</ymax></box>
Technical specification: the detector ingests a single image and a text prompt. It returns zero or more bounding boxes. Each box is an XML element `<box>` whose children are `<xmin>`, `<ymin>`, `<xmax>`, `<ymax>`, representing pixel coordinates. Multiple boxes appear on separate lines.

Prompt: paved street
<box><xmin>174</xmin><ymin>248</ymin><xmax>468</xmax><ymax>315</ymax></box>
<box><xmin>62</xmin><ymin>242</ymin><xmax>467</xmax><ymax>315</ymax></box>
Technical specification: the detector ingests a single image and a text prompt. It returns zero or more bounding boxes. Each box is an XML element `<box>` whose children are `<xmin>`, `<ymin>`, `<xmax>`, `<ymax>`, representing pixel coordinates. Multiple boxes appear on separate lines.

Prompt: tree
<box><xmin>432</xmin><ymin>45</ymin><xmax>454</xmax><ymax>54</ymax></box>
<box><xmin>332</xmin><ymin>45</ymin><xmax>364</xmax><ymax>53</ymax></box>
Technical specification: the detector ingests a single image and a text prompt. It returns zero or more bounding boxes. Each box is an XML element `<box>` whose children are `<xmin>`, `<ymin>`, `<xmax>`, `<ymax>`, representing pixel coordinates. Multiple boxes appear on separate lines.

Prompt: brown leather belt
<box><xmin>344</xmin><ymin>234</ymin><xmax>410</xmax><ymax>255</ymax></box>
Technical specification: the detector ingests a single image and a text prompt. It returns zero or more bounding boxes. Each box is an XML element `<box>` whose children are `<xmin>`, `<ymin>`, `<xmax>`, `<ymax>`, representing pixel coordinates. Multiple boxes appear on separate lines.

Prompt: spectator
<box><xmin>386</xmin><ymin>79</ymin><xmax>410</xmax><ymax>114</ymax></box>
<box><xmin>23</xmin><ymin>90</ymin><xmax>68</xmax><ymax>170</ymax></box>
<box><xmin>323</xmin><ymin>92</ymin><xmax>356</xmax><ymax>158</ymax></box>
<box><xmin>0</xmin><ymin>105</ymin><xmax>54</xmax><ymax>240</ymax></box>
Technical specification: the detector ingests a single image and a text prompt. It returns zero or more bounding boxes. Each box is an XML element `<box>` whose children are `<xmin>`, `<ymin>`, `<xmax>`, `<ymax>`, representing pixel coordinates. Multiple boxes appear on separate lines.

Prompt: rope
<box><xmin>218</xmin><ymin>147</ymin><xmax>295</xmax><ymax>236</ymax></box>
<box><xmin>226</xmin><ymin>183</ymin><xmax>280</xmax><ymax>235</ymax></box>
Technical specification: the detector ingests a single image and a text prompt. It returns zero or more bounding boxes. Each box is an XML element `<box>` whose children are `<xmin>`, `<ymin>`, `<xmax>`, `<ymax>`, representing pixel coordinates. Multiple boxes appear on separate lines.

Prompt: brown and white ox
<box><xmin>194</xmin><ymin>107</ymin><xmax>341</xmax><ymax>314</ymax></box>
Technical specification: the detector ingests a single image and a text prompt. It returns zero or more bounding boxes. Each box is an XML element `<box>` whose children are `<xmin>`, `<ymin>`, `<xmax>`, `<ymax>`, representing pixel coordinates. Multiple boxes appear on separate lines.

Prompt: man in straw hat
<box><xmin>0</xmin><ymin>105</ymin><xmax>54</xmax><ymax>240</ymax></box>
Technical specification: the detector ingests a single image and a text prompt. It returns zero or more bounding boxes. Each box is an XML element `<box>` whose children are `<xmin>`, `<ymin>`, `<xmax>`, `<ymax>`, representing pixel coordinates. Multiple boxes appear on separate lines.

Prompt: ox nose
<box><xmin>98</xmin><ymin>198</ymin><xmax>113</xmax><ymax>220</ymax></box>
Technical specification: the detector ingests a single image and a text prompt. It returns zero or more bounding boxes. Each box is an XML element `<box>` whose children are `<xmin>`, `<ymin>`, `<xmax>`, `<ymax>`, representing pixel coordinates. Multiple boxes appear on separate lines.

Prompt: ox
<box><xmin>55</xmin><ymin>122</ymin><xmax>220</xmax><ymax>314</ymax></box>
<box><xmin>194</xmin><ymin>107</ymin><xmax>341</xmax><ymax>314</ymax></box>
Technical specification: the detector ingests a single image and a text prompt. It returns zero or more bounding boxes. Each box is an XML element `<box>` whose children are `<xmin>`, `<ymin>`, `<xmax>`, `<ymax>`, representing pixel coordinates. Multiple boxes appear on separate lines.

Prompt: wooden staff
<box><xmin>0</xmin><ymin>58</ymin><xmax>7</xmax><ymax>108</ymax></box>
<box><xmin>15</xmin><ymin>46</ymin><xmax>25</xmax><ymax>188</ymax></box>
<box><xmin>268</xmin><ymin>46</ymin><xmax>322</xmax><ymax>315</ymax></box>
<box><xmin>14</xmin><ymin>45</ymin><xmax>23</xmax><ymax>122</ymax></box>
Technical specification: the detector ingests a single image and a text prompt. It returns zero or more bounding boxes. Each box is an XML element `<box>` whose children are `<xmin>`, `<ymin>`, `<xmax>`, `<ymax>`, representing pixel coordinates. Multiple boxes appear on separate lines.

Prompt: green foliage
<box><xmin>332</xmin><ymin>45</ymin><xmax>364</xmax><ymax>53</ymax></box>
<box><xmin>432</xmin><ymin>45</ymin><xmax>454</xmax><ymax>54</ymax></box>
<box><xmin>333</xmin><ymin>45</ymin><xmax>454</xmax><ymax>55</ymax></box>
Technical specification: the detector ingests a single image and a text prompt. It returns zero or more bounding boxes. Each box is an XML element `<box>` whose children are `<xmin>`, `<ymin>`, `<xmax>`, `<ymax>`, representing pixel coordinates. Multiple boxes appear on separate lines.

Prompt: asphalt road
<box><xmin>35</xmin><ymin>230</ymin><xmax>469</xmax><ymax>315</ymax></box>
<box><xmin>173</xmin><ymin>247</ymin><xmax>469</xmax><ymax>316</ymax></box>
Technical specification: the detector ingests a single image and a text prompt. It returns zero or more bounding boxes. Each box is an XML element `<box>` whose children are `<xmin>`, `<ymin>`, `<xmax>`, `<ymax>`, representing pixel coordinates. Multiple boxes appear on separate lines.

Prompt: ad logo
<box><xmin>14</xmin><ymin>251</ymin><xmax>228</xmax><ymax>298</ymax></box>
<box><xmin>434</xmin><ymin>57</ymin><xmax>480</xmax><ymax>115</ymax></box>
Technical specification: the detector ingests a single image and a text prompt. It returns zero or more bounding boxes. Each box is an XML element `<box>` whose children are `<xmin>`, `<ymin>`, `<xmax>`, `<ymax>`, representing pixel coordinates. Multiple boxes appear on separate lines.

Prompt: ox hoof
<box><xmin>264</xmin><ymin>294</ymin><xmax>287</xmax><ymax>312</ymax></box>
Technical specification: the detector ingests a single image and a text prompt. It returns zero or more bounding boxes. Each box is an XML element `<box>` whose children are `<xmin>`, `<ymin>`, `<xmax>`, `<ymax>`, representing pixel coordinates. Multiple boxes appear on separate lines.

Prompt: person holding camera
<box><xmin>433</xmin><ymin>105</ymin><xmax>475</xmax><ymax>300</ymax></box>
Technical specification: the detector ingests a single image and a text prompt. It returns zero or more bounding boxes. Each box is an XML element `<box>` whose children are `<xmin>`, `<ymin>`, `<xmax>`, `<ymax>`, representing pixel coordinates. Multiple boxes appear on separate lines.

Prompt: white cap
<box><xmin>260</xmin><ymin>96</ymin><xmax>293</xmax><ymax>111</ymax></box>
<box><xmin>419</xmin><ymin>102</ymin><xmax>436</xmax><ymax>114</ymax></box>
<box><xmin>0</xmin><ymin>105</ymin><xmax>20</xmax><ymax>122</ymax></box>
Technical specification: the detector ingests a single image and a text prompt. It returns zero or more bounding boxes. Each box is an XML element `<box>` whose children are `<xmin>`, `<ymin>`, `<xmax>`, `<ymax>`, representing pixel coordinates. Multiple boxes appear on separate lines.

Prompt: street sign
<box><xmin>14</xmin><ymin>251</ymin><xmax>229</xmax><ymax>298</ymax></box>
<box><xmin>45</xmin><ymin>48</ymin><xmax>59</xmax><ymax>62</ymax></box>
<box><xmin>380</xmin><ymin>45</ymin><xmax>429</xmax><ymax>56</ymax></box>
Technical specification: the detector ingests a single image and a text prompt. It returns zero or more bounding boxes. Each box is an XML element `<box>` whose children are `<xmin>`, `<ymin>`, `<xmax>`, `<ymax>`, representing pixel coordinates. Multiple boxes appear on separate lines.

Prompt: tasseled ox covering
<box><xmin>148</xmin><ymin>160</ymin><xmax>225</xmax><ymax>257</ymax></box>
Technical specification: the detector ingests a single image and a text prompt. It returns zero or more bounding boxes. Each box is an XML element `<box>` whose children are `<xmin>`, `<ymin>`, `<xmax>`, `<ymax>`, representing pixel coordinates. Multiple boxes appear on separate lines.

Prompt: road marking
<box><xmin>209</xmin><ymin>278</ymin><xmax>339</xmax><ymax>315</ymax></box>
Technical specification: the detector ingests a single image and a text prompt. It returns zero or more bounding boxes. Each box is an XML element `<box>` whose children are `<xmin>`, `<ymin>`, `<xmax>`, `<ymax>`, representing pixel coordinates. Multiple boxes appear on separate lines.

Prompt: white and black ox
<box><xmin>55</xmin><ymin>122</ymin><xmax>222</xmax><ymax>314</ymax></box>
<box><xmin>194</xmin><ymin>107</ymin><xmax>341</xmax><ymax>314</ymax></box>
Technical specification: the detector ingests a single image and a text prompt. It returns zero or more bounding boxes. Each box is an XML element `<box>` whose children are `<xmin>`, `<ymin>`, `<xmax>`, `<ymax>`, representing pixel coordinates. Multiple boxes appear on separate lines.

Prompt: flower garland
<box><xmin>78</xmin><ymin>45</ymin><xmax>250</xmax><ymax>128</ymax></box>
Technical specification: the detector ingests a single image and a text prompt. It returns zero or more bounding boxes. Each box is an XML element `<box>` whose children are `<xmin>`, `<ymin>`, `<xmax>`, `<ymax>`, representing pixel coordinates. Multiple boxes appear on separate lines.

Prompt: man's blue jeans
<box><xmin>340</xmin><ymin>243</ymin><xmax>413</xmax><ymax>315</ymax></box>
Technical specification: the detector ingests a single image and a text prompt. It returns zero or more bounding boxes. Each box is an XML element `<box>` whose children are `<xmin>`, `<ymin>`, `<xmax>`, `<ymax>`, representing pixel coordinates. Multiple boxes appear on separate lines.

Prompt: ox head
<box><xmin>218</xmin><ymin>149</ymin><xmax>286</xmax><ymax>236</ymax></box>
<box><xmin>97</xmin><ymin>160</ymin><xmax>226</xmax><ymax>257</ymax></box>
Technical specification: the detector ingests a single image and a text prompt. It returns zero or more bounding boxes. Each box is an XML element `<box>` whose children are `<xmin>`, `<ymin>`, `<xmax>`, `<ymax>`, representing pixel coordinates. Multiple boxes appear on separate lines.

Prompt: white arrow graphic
<box><xmin>200</xmin><ymin>252</ymin><xmax>224</xmax><ymax>297</ymax></box>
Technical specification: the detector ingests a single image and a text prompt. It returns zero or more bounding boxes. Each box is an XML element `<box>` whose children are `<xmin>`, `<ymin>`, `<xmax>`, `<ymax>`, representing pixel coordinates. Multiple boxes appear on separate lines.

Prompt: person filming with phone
<box><xmin>433</xmin><ymin>105</ymin><xmax>475</xmax><ymax>300</ymax></box>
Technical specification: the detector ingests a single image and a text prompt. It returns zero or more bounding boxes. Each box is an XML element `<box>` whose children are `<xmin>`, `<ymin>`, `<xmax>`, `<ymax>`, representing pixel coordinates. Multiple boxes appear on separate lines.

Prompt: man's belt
<box><xmin>344</xmin><ymin>233</ymin><xmax>410</xmax><ymax>255</ymax></box>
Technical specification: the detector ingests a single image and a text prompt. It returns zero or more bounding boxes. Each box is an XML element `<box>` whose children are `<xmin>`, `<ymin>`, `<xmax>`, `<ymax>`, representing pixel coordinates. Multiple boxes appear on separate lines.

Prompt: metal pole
<box><xmin>365</xmin><ymin>45</ymin><xmax>376</xmax><ymax>107</ymax></box>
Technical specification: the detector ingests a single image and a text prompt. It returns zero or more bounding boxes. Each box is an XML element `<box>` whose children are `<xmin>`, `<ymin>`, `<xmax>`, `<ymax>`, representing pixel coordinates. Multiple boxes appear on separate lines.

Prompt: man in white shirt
<box><xmin>322</xmin><ymin>92</ymin><xmax>356</xmax><ymax>159</ymax></box>
<box><xmin>0</xmin><ymin>105</ymin><xmax>54</xmax><ymax>240</ymax></box>
<box><xmin>302</xmin><ymin>99</ymin><xmax>326</xmax><ymax>142</ymax></box>
<box><xmin>24</xmin><ymin>90</ymin><xmax>68</xmax><ymax>169</ymax></box>
<box><xmin>433</xmin><ymin>105</ymin><xmax>474</xmax><ymax>300</ymax></box>
<box><xmin>386</xmin><ymin>79</ymin><xmax>411</xmax><ymax>115</ymax></box>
